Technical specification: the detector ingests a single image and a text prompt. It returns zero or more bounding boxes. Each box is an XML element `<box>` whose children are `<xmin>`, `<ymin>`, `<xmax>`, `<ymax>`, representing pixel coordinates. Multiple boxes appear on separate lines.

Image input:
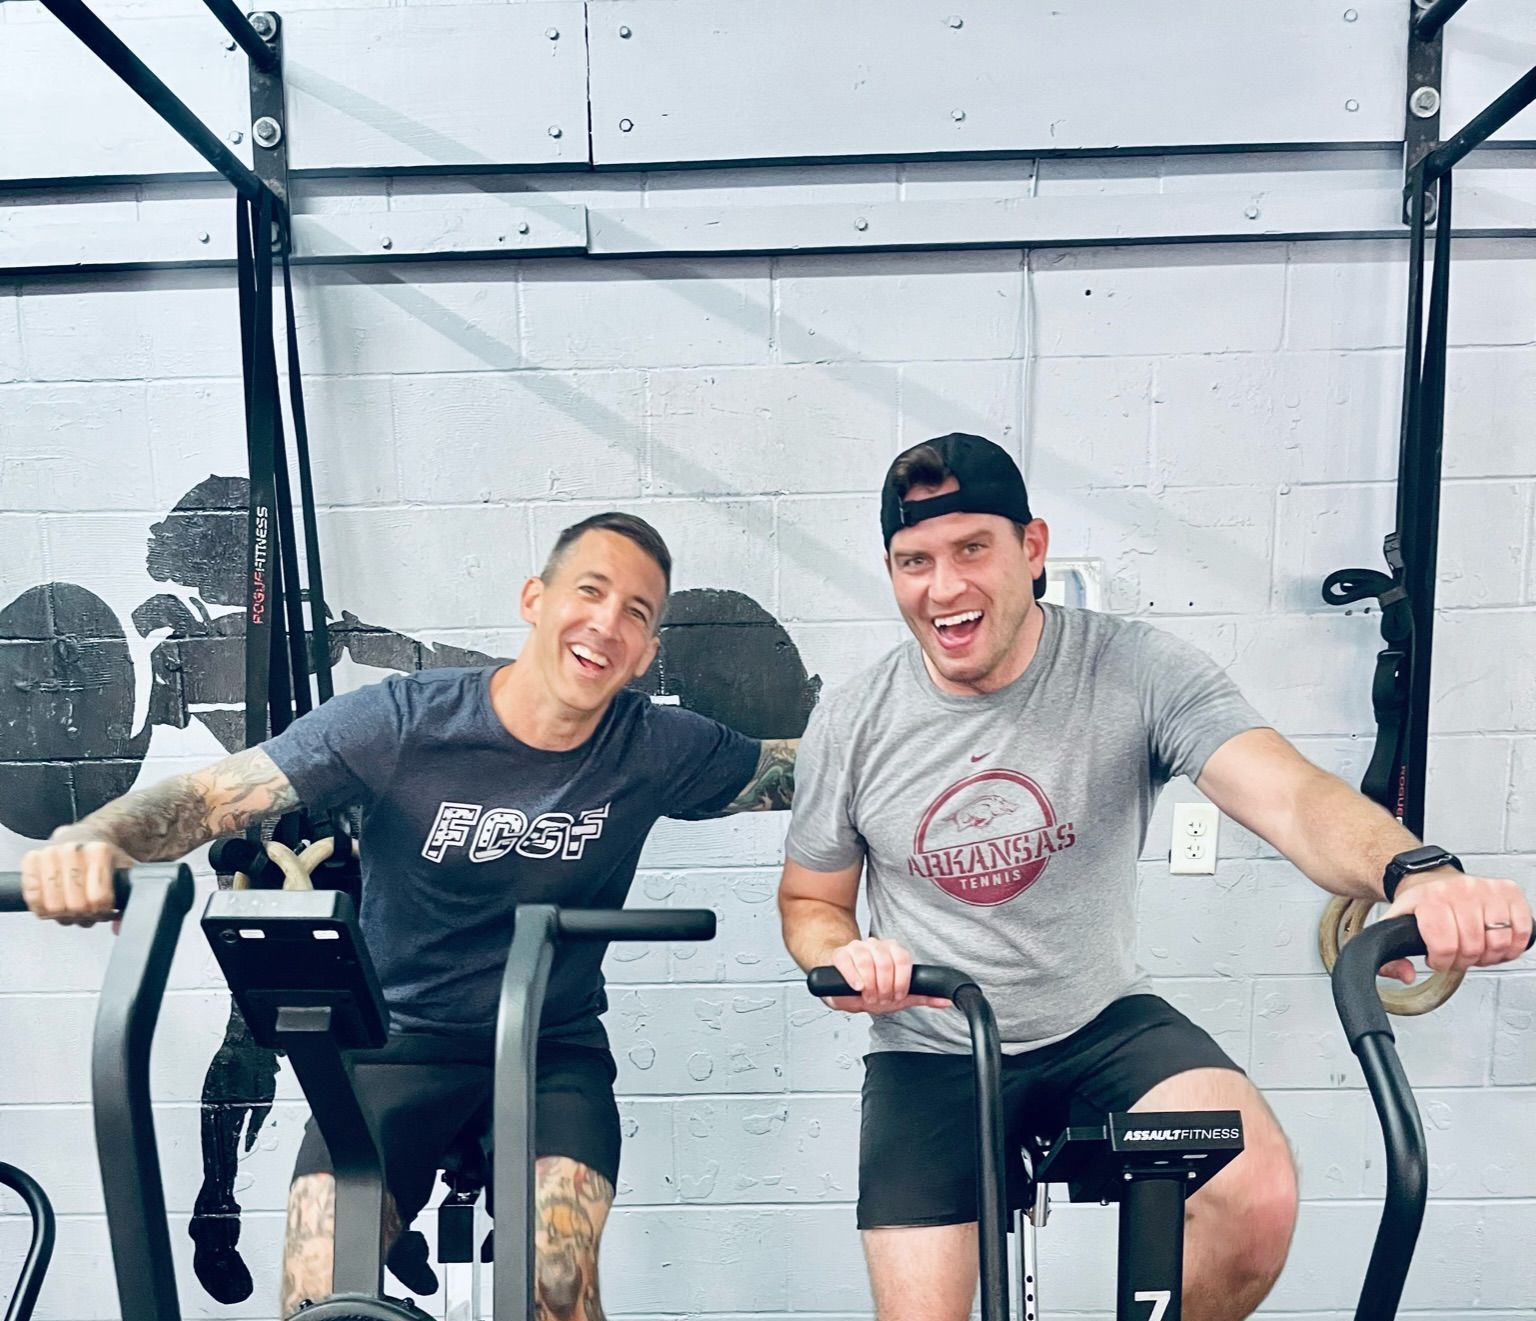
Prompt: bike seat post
<box><xmin>1116</xmin><ymin>1171</ymin><xmax>1187</xmax><ymax>1321</ymax></box>
<box><xmin>275</xmin><ymin>1006</ymin><xmax>388</xmax><ymax>1297</ymax></box>
<box><xmin>1016</xmin><ymin>1142</ymin><xmax>1048</xmax><ymax>1321</ymax></box>
<box><xmin>1015</xmin><ymin>1204</ymin><xmax>1041</xmax><ymax>1321</ymax></box>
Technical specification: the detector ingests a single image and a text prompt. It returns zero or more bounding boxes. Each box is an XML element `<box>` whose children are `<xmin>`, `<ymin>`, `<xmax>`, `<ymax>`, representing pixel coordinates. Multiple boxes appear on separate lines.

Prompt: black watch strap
<box><xmin>1382</xmin><ymin>845</ymin><xmax>1463</xmax><ymax>902</ymax></box>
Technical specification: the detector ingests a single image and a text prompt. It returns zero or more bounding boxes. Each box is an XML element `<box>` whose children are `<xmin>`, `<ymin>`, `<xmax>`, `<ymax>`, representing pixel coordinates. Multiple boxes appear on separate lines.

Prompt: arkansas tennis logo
<box><xmin>908</xmin><ymin>770</ymin><xmax>1075</xmax><ymax>906</ymax></box>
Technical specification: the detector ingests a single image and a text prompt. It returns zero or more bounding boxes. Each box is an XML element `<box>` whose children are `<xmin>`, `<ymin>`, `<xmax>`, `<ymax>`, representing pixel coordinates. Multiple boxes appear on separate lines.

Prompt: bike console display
<box><xmin>203</xmin><ymin>889</ymin><xmax>388</xmax><ymax>1052</ymax></box>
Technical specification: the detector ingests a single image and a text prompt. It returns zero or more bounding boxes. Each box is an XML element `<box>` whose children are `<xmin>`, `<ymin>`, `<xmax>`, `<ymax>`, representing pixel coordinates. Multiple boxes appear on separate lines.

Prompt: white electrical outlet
<box><xmin>1169</xmin><ymin>802</ymin><xmax>1220</xmax><ymax>875</ymax></box>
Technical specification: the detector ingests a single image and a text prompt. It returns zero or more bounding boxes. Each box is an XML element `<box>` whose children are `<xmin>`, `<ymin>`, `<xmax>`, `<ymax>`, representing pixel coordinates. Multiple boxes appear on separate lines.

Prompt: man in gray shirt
<box><xmin>779</xmin><ymin>433</ymin><xmax>1531</xmax><ymax>1321</ymax></box>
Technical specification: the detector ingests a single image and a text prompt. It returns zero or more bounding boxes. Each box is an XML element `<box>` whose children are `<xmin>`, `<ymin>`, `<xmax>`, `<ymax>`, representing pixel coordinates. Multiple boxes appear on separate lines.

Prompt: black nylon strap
<box><xmin>236</xmin><ymin>192</ymin><xmax>277</xmax><ymax>756</ymax></box>
<box><xmin>249</xmin><ymin>192</ymin><xmax>299</xmax><ymax>744</ymax></box>
<box><xmin>267</xmin><ymin>358</ymin><xmax>311</xmax><ymax>722</ymax></box>
<box><xmin>236</xmin><ymin>192</ymin><xmax>288</xmax><ymax>855</ymax></box>
<box><xmin>282</xmin><ymin>246</ymin><xmax>336</xmax><ymax>704</ymax></box>
<box><xmin>278</xmin><ymin>237</ymin><xmax>354</xmax><ymax>875</ymax></box>
<box><xmin>232</xmin><ymin>194</ymin><xmax>353</xmax><ymax>875</ymax></box>
<box><xmin>236</xmin><ymin>190</ymin><xmax>310</xmax><ymax>859</ymax></box>
<box><xmin>1320</xmin><ymin>177</ymin><xmax>1446</xmax><ymax>829</ymax></box>
<box><xmin>1397</xmin><ymin>169</ymin><xmax>1455</xmax><ymax>837</ymax></box>
<box><xmin>1361</xmin><ymin>648</ymin><xmax>1408</xmax><ymax>815</ymax></box>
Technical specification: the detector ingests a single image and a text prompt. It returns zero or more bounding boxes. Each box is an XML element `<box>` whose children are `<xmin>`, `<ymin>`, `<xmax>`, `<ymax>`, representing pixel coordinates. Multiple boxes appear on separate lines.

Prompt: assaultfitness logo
<box><xmin>907</xmin><ymin>769</ymin><xmax>1076</xmax><ymax>906</ymax></box>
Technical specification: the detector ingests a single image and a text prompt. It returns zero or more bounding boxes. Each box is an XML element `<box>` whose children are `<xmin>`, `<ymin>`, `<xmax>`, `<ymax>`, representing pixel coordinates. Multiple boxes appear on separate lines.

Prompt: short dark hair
<box><xmin>888</xmin><ymin>444</ymin><xmax>950</xmax><ymax>502</ymax></box>
<box><xmin>888</xmin><ymin>444</ymin><xmax>1028</xmax><ymax>542</ymax></box>
<box><xmin>541</xmin><ymin>512</ymin><xmax>673</xmax><ymax>617</ymax></box>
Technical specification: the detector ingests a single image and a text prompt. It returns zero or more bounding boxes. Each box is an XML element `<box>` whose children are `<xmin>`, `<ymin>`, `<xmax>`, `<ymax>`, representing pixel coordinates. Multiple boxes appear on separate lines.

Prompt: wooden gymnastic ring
<box><xmin>296</xmin><ymin>835</ymin><xmax>336</xmax><ymax>873</ymax></box>
<box><xmin>232</xmin><ymin>838</ymin><xmax>319</xmax><ymax>892</ymax></box>
<box><xmin>1317</xmin><ymin>894</ymin><xmax>1464</xmax><ymax>1015</ymax></box>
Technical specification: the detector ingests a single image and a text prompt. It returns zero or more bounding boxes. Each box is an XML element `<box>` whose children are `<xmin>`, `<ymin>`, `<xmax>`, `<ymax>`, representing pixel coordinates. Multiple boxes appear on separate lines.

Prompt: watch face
<box><xmin>1396</xmin><ymin>845</ymin><xmax>1452</xmax><ymax>872</ymax></box>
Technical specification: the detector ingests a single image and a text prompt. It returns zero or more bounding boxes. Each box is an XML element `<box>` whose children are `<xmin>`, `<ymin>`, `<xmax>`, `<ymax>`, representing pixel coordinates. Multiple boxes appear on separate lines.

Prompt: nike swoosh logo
<box><xmin>970</xmin><ymin>751</ymin><xmax>992</xmax><ymax>763</ymax></box>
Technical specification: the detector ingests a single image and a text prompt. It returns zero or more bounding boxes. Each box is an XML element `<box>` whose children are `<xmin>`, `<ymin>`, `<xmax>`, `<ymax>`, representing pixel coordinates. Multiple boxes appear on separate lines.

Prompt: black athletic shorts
<box><xmin>857</xmin><ymin>994</ymin><xmax>1243</xmax><ymax>1230</ymax></box>
<box><xmin>292</xmin><ymin>1034</ymin><xmax>622</xmax><ymax>1227</ymax></box>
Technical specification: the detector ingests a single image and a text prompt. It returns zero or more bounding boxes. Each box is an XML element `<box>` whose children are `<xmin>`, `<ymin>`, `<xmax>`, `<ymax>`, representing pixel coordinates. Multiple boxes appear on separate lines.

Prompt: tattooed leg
<box><xmin>279</xmin><ymin>1173</ymin><xmax>403</xmax><ymax>1319</ymax></box>
<box><xmin>281</xmin><ymin>1174</ymin><xmax>333</xmax><ymax>1319</ymax></box>
<box><xmin>534</xmin><ymin>1157</ymin><xmax>615</xmax><ymax>1321</ymax></box>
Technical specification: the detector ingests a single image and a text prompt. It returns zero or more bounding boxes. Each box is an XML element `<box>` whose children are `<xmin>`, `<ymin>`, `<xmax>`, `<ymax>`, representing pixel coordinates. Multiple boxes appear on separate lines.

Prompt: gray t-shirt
<box><xmin>784</xmin><ymin>604</ymin><xmax>1267</xmax><ymax>1055</ymax></box>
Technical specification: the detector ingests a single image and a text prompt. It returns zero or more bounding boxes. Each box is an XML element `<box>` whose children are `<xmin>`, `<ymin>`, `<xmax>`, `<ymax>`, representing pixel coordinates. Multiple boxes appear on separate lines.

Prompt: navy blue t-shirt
<box><xmin>263</xmin><ymin>667</ymin><xmax>759</xmax><ymax>1046</ymax></box>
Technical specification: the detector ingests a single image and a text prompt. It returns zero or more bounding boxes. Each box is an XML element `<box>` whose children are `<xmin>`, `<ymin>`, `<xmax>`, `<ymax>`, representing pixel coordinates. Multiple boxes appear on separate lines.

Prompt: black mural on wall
<box><xmin>0</xmin><ymin>475</ymin><xmax>821</xmax><ymax>1302</ymax></box>
<box><xmin>0</xmin><ymin>583</ymin><xmax>152</xmax><ymax>839</ymax></box>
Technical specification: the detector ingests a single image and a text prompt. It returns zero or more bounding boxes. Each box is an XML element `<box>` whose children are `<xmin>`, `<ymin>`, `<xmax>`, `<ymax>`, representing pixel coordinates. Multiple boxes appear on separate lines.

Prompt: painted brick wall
<box><xmin>2</xmin><ymin>98</ymin><xmax>1534</xmax><ymax>1321</ymax></box>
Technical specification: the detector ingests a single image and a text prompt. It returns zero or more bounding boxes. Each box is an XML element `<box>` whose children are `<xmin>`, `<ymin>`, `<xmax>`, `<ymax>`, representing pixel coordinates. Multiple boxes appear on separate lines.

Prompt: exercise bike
<box><xmin>0</xmin><ymin>1161</ymin><xmax>54</xmax><ymax>1321</ymax></box>
<box><xmin>808</xmin><ymin>921</ymin><xmax>1530</xmax><ymax>1321</ymax></box>
<box><xmin>0</xmin><ymin>869</ymin><xmax>1524</xmax><ymax>1320</ymax></box>
<box><xmin>200</xmin><ymin>888</ymin><xmax>716</xmax><ymax>1319</ymax></box>
<box><xmin>0</xmin><ymin>864</ymin><xmax>195</xmax><ymax>1321</ymax></box>
<box><xmin>806</xmin><ymin>964</ymin><xmax>1242</xmax><ymax>1321</ymax></box>
<box><xmin>1328</xmin><ymin>914</ymin><xmax>1530</xmax><ymax>1320</ymax></box>
<box><xmin>0</xmin><ymin>867</ymin><xmax>709</xmax><ymax>1320</ymax></box>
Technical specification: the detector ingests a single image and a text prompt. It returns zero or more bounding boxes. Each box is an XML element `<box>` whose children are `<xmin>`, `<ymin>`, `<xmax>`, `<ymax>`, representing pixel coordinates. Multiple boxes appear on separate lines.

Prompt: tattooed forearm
<box><xmin>51</xmin><ymin>747</ymin><xmax>301</xmax><ymax>861</ymax></box>
<box><xmin>534</xmin><ymin>1157</ymin><xmax>614</xmax><ymax>1321</ymax></box>
<box><xmin>722</xmin><ymin>738</ymin><xmax>798</xmax><ymax>815</ymax></box>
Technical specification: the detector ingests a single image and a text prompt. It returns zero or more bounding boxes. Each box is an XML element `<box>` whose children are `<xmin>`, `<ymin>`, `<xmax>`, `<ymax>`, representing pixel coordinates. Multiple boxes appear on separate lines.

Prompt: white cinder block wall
<box><xmin>2</xmin><ymin>16</ymin><xmax>1535</xmax><ymax>1321</ymax></box>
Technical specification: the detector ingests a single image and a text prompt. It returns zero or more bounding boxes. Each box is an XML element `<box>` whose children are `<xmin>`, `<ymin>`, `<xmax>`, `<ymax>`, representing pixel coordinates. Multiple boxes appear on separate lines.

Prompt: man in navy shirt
<box><xmin>23</xmin><ymin>511</ymin><xmax>796</xmax><ymax>1321</ymax></box>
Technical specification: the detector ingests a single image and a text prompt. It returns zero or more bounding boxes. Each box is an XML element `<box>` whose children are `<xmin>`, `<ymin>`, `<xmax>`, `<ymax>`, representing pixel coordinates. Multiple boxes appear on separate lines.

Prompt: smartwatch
<box><xmin>1382</xmin><ymin>845</ymin><xmax>1463</xmax><ymax>902</ymax></box>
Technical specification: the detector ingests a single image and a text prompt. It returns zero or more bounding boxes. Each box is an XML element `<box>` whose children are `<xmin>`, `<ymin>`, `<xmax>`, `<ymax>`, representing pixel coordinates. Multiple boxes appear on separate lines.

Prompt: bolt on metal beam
<box><xmin>202</xmin><ymin>0</ymin><xmax>278</xmax><ymax>73</ymax></box>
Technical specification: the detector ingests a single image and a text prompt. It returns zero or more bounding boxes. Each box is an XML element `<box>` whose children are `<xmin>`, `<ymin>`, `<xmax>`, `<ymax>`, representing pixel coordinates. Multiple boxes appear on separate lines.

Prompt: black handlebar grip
<box><xmin>0</xmin><ymin>869</ymin><xmax>131</xmax><ymax>913</ymax></box>
<box><xmin>1332</xmin><ymin>914</ymin><xmax>1535</xmax><ymax>1049</ymax></box>
<box><xmin>806</xmin><ymin>963</ymin><xmax>976</xmax><ymax>1001</ymax></box>
<box><xmin>208</xmin><ymin>836</ymin><xmax>263</xmax><ymax>877</ymax></box>
<box><xmin>556</xmin><ymin>908</ymin><xmax>717</xmax><ymax>942</ymax></box>
<box><xmin>805</xmin><ymin>968</ymin><xmax>855</xmax><ymax>997</ymax></box>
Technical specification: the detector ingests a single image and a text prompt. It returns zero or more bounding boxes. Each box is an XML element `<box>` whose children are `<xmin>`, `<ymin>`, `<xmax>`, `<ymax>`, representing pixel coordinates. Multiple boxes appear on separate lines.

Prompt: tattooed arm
<box><xmin>20</xmin><ymin>747</ymin><xmax>301</xmax><ymax>922</ymax></box>
<box><xmin>718</xmin><ymin>738</ymin><xmax>798</xmax><ymax>815</ymax></box>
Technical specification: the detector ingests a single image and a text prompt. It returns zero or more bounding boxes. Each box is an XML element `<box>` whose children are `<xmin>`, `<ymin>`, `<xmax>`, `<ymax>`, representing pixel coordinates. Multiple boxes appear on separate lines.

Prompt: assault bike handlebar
<box><xmin>496</xmin><ymin>904</ymin><xmax>718</xmax><ymax>1321</ymax></box>
<box><xmin>0</xmin><ymin>866</ymin><xmax>192</xmax><ymax>1321</ymax></box>
<box><xmin>1333</xmin><ymin>914</ymin><xmax>1533</xmax><ymax>1321</ymax></box>
<box><xmin>807</xmin><ymin>963</ymin><xmax>1009</xmax><ymax>1321</ymax></box>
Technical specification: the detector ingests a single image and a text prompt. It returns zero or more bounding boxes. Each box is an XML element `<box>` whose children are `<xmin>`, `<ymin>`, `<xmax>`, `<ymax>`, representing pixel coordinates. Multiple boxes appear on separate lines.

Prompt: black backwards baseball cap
<box><xmin>880</xmin><ymin>432</ymin><xmax>1047</xmax><ymax>599</ymax></box>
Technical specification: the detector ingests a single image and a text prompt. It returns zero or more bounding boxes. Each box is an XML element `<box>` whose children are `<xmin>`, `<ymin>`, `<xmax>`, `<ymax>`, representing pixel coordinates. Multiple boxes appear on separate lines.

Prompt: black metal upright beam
<box><xmin>1402</xmin><ymin>0</ymin><xmax>1444</xmax><ymax>222</ymax></box>
<box><xmin>1423</xmin><ymin>64</ymin><xmax>1536</xmax><ymax>181</ymax></box>
<box><xmin>246</xmin><ymin>11</ymin><xmax>292</xmax><ymax>215</ymax></box>
<box><xmin>201</xmin><ymin>0</ymin><xmax>278</xmax><ymax>73</ymax></box>
<box><xmin>1413</xmin><ymin>0</ymin><xmax>1472</xmax><ymax>41</ymax></box>
<box><xmin>39</xmin><ymin>0</ymin><xmax>272</xmax><ymax>204</ymax></box>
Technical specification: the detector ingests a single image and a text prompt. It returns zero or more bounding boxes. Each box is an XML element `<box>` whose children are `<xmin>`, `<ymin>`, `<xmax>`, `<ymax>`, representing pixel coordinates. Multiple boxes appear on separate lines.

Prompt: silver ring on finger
<box><xmin>1485</xmin><ymin>920</ymin><xmax>1513</xmax><ymax>930</ymax></box>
